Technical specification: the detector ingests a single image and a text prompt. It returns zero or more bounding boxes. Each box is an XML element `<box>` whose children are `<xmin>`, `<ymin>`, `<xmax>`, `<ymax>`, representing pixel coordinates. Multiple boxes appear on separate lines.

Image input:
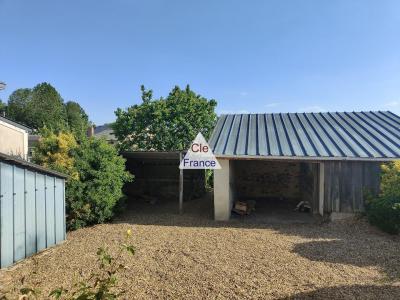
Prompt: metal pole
<box><xmin>179</xmin><ymin>152</ymin><xmax>183</xmax><ymax>214</ymax></box>
<box><xmin>319</xmin><ymin>162</ymin><xmax>325</xmax><ymax>216</ymax></box>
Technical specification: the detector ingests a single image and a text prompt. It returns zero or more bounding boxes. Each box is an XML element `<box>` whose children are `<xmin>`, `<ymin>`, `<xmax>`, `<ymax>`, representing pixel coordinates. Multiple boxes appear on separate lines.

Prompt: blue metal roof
<box><xmin>209</xmin><ymin>111</ymin><xmax>400</xmax><ymax>160</ymax></box>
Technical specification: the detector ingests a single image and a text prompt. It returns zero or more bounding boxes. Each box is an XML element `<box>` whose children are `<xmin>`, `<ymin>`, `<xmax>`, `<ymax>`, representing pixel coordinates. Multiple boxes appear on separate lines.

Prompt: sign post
<box><xmin>179</xmin><ymin>152</ymin><xmax>184</xmax><ymax>214</ymax></box>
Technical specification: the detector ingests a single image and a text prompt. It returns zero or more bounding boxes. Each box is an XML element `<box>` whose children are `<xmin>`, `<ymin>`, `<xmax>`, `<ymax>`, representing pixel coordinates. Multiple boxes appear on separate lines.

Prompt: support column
<box><xmin>179</xmin><ymin>152</ymin><xmax>183</xmax><ymax>214</ymax></box>
<box><xmin>213</xmin><ymin>159</ymin><xmax>231</xmax><ymax>221</ymax></box>
<box><xmin>319</xmin><ymin>162</ymin><xmax>325</xmax><ymax>216</ymax></box>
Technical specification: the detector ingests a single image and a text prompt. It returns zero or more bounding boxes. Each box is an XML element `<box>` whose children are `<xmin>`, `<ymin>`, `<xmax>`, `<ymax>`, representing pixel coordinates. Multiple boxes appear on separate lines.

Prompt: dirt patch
<box><xmin>0</xmin><ymin>198</ymin><xmax>399</xmax><ymax>299</ymax></box>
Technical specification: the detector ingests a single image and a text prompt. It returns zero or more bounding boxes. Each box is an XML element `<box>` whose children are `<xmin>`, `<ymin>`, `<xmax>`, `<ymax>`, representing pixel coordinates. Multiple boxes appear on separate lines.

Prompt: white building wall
<box><xmin>0</xmin><ymin>120</ymin><xmax>28</xmax><ymax>159</ymax></box>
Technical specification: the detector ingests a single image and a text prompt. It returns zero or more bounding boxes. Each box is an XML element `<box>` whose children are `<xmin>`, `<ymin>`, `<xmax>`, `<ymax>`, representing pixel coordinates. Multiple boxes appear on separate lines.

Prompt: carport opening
<box><xmin>121</xmin><ymin>152</ymin><xmax>208</xmax><ymax>215</ymax></box>
<box><xmin>230</xmin><ymin>160</ymin><xmax>319</xmax><ymax>220</ymax></box>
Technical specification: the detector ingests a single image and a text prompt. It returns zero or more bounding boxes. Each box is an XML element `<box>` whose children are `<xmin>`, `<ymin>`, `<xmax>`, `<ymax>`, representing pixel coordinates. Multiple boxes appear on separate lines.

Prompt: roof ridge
<box><xmin>0</xmin><ymin>115</ymin><xmax>32</xmax><ymax>132</ymax></box>
<box><xmin>218</xmin><ymin>110</ymin><xmax>396</xmax><ymax>116</ymax></box>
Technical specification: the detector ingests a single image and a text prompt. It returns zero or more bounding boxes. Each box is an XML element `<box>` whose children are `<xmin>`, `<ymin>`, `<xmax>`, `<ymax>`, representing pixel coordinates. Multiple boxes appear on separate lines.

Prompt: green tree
<box><xmin>6</xmin><ymin>88</ymin><xmax>31</xmax><ymax>122</ymax></box>
<box><xmin>0</xmin><ymin>99</ymin><xmax>7</xmax><ymax>115</ymax></box>
<box><xmin>6</xmin><ymin>83</ymin><xmax>69</xmax><ymax>131</ymax></box>
<box><xmin>5</xmin><ymin>83</ymin><xmax>91</xmax><ymax>137</ymax></box>
<box><xmin>366</xmin><ymin>161</ymin><xmax>400</xmax><ymax>234</ymax></box>
<box><xmin>27</xmin><ymin>83</ymin><xmax>68</xmax><ymax>131</ymax></box>
<box><xmin>33</xmin><ymin>132</ymin><xmax>132</xmax><ymax>230</ymax></box>
<box><xmin>113</xmin><ymin>85</ymin><xmax>217</xmax><ymax>151</ymax></box>
<box><xmin>65</xmin><ymin>101</ymin><xmax>90</xmax><ymax>138</ymax></box>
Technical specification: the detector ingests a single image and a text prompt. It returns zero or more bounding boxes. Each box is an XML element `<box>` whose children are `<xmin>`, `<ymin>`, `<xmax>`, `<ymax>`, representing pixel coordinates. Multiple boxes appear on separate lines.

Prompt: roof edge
<box><xmin>0</xmin><ymin>116</ymin><xmax>32</xmax><ymax>132</ymax></box>
<box><xmin>215</xmin><ymin>154</ymin><xmax>398</xmax><ymax>162</ymax></box>
<box><xmin>0</xmin><ymin>152</ymin><xmax>68</xmax><ymax>178</ymax></box>
<box><xmin>217</xmin><ymin>110</ymin><xmax>398</xmax><ymax>117</ymax></box>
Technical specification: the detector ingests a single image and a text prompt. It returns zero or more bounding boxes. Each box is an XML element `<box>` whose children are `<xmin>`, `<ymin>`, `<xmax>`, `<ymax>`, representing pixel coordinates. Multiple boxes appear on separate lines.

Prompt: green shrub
<box><xmin>18</xmin><ymin>230</ymin><xmax>135</xmax><ymax>300</ymax></box>
<box><xmin>205</xmin><ymin>169</ymin><xmax>214</xmax><ymax>190</ymax></box>
<box><xmin>33</xmin><ymin>132</ymin><xmax>133</xmax><ymax>230</ymax></box>
<box><xmin>365</xmin><ymin>162</ymin><xmax>400</xmax><ymax>234</ymax></box>
<box><xmin>67</xmin><ymin>138</ymin><xmax>133</xmax><ymax>229</ymax></box>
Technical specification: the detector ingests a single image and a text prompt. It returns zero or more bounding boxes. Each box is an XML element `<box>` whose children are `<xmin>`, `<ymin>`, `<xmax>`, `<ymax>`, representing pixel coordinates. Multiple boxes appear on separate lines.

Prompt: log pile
<box><xmin>232</xmin><ymin>200</ymin><xmax>256</xmax><ymax>215</ymax></box>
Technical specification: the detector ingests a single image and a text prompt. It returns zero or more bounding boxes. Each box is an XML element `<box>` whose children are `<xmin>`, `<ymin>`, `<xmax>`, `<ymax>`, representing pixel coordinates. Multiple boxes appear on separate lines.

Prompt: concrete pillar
<box><xmin>213</xmin><ymin>159</ymin><xmax>231</xmax><ymax>221</ymax></box>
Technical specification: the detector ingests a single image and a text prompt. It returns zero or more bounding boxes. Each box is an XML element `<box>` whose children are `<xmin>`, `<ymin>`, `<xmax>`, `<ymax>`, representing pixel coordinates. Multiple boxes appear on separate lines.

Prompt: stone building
<box><xmin>209</xmin><ymin>111</ymin><xmax>400</xmax><ymax>220</ymax></box>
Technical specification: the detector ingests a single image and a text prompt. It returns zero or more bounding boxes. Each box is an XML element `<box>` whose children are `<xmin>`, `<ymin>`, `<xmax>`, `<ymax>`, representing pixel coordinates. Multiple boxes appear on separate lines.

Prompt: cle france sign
<box><xmin>179</xmin><ymin>132</ymin><xmax>221</xmax><ymax>169</ymax></box>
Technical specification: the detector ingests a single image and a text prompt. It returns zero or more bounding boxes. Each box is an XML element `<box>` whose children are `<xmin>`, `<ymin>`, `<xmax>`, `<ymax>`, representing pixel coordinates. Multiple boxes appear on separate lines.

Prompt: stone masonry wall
<box><xmin>232</xmin><ymin>160</ymin><xmax>312</xmax><ymax>205</ymax></box>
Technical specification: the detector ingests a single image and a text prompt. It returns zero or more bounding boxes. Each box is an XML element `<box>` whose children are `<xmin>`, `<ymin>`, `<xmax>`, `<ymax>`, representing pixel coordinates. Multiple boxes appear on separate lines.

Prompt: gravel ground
<box><xmin>0</xmin><ymin>196</ymin><xmax>399</xmax><ymax>299</ymax></box>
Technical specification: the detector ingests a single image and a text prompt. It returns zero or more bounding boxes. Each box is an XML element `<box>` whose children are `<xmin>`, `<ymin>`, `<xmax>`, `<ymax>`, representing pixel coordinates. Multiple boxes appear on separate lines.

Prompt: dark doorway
<box><xmin>230</xmin><ymin>160</ymin><xmax>318</xmax><ymax>222</ymax></box>
<box><xmin>121</xmin><ymin>152</ymin><xmax>206</xmax><ymax>214</ymax></box>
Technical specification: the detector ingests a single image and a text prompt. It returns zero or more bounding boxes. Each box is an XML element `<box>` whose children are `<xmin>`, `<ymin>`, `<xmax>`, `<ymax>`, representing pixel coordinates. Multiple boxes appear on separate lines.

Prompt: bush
<box><xmin>18</xmin><ymin>230</ymin><xmax>135</xmax><ymax>300</ymax></box>
<box><xmin>205</xmin><ymin>169</ymin><xmax>214</xmax><ymax>190</ymax></box>
<box><xmin>33</xmin><ymin>129</ymin><xmax>79</xmax><ymax>179</ymax></box>
<box><xmin>33</xmin><ymin>131</ymin><xmax>133</xmax><ymax>230</ymax></box>
<box><xmin>67</xmin><ymin>138</ymin><xmax>133</xmax><ymax>229</ymax></box>
<box><xmin>365</xmin><ymin>162</ymin><xmax>400</xmax><ymax>234</ymax></box>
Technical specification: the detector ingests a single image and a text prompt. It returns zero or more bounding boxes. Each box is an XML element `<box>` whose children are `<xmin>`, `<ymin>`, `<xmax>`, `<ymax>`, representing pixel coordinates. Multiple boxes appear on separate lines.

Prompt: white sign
<box><xmin>179</xmin><ymin>132</ymin><xmax>221</xmax><ymax>169</ymax></box>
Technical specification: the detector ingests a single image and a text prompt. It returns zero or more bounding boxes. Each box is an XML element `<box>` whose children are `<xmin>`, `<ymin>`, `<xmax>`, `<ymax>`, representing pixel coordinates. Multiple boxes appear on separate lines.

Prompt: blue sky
<box><xmin>1</xmin><ymin>0</ymin><xmax>400</xmax><ymax>125</ymax></box>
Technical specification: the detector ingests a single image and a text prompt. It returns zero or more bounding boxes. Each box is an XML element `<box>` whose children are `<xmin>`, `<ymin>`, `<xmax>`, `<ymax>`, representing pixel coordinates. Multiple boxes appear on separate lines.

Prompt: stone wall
<box><xmin>231</xmin><ymin>160</ymin><xmax>315</xmax><ymax>206</ymax></box>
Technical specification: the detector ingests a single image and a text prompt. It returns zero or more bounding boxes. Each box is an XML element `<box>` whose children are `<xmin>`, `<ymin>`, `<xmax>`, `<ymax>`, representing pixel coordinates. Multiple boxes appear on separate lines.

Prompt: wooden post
<box><xmin>179</xmin><ymin>152</ymin><xmax>183</xmax><ymax>214</ymax></box>
<box><xmin>319</xmin><ymin>162</ymin><xmax>325</xmax><ymax>216</ymax></box>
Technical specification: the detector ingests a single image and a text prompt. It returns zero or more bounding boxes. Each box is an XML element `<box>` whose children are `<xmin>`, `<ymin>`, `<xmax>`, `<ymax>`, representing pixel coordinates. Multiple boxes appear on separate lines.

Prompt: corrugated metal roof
<box><xmin>209</xmin><ymin>111</ymin><xmax>400</xmax><ymax>160</ymax></box>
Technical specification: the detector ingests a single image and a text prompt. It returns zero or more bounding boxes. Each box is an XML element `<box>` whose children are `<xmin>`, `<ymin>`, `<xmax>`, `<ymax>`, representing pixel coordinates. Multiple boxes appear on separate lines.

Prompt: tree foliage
<box><xmin>5</xmin><ymin>83</ymin><xmax>89</xmax><ymax>137</ymax></box>
<box><xmin>27</xmin><ymin>83</ymin><xmax>68</xmax><ymax>131</ymax></box>
<box><xmin>366</xmin><ymin>161</ymin><xmax>400</xmax><ymax>234</ymax></box>
<box><xmin>113</xmin><ymin>85</ymin><xmax>217</xmax><ymax>151</ymax></box>
<box><xmin>33</xmin><ymin>129</ymin><xmax>79</xmax><ymax>180</ymax></box>
<box><xmin>33</xmin><ymin>132</ymin><xmax>132</xmax><ymax>230</ymax></box>
<box><xmin>65</xmin><ymin>101</ymin><xmax>90</xmax><ymax>138</ymax></box>
<box><xmin>0</xmin><ymin>99</ymin><xmax>7</xmax><ymax>115</ymax></box>
<box><xmin>7</xmin><ymin>88</ymin><xmax>31</xmax><ymax>122</ymax></box>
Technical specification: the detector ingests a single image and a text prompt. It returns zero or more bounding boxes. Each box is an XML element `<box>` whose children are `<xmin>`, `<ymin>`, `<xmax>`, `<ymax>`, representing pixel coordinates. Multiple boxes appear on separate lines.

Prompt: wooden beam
<box><xmin>179</xmin><ymin>152</ymin><xmax>183</xmax><ymax>214</ymax></box>
<box><xmin>319</xmin><ymin>162</ymin><xmax>325</xmax><ymax>216</ymax></box>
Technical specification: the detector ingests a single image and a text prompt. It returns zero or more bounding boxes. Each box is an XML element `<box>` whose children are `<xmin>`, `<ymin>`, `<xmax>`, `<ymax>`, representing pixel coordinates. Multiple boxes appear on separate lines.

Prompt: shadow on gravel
<box><xmin>114</xmin><ymin>193</ymin><xmax>400</xmax><ymax>280</ymax></box>
<box><xmin>279</xmin><ymin>284</ymin><xmax>400</xmax><ymax>300</ymax></box>
<box><xmin>115</xmin><ymin>193</ymin><xmax>319</xmax><ymax>229</ymax></box>
<box><xmin>292</xmin><ymin>239</ymin><xmax>400</xmax><ymax>280</ymax></box>
<box><xmin>115</xmin><ymin>193</ymin><xmax>400</xmax><ymax>280</ymax></box>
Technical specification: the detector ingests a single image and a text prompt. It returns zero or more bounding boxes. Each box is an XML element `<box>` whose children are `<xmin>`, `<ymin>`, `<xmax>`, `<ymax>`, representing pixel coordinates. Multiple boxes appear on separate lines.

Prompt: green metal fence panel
<box><xmin>0</xmin><ymin>161</ymin><xmax>65</xmax><ymax>268</ymax></box>
<box><xmin>25</xmin><ymin>170</ymin><xmax>36</xmax><ymax>256</ymax></box>
<box><xmin>0</xmin><ymin>163</ymin><xmax>14</xmax><ymax>267</ymax></box>
<box><xmin>55</xmin><ymin>177</ymin><xmax>64</xmax><ymax>243</ymax></box>
<box><xmin>13</xmin><ymin>166</ymin><xmax>25</xmax><ymax>262</ymax></box>
<box><xmin>35</xmin><ymin>173</ymin><xmax>46</xmax><ymax>252</ymax></box>
<box><xmin>45</xmin><ymin>176</ymin><xmax>55</xmax><ymax>247</ymax></box>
